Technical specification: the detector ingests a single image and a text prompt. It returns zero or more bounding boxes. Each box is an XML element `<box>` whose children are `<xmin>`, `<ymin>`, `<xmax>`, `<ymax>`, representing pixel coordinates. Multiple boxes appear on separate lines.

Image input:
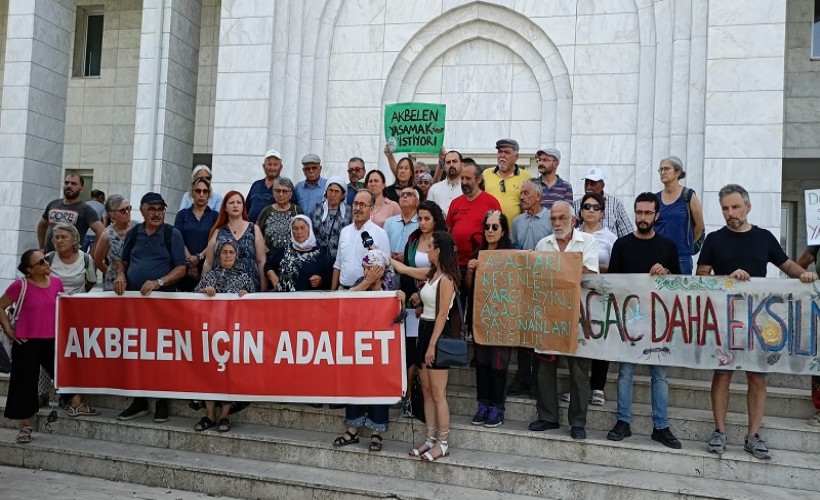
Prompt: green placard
<box><xmin>384</xmin><ymin>102</ymin><xmax>446</xmax><ymax>153</ymax></box>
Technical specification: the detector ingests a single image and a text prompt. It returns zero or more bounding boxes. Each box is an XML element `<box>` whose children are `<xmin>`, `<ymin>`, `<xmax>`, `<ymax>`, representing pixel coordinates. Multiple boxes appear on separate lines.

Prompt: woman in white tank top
<box><xmin>392</xmin><ymin>230</ymin><xmax>459</xmax><ymax>462</ymax></box>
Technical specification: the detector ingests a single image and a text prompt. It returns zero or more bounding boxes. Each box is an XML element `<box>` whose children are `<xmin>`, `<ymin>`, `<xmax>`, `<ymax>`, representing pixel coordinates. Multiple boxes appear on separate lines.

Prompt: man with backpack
<box><xmin>112</xmin><ymin>192</ymin><xmax>186</xmax><ymax>423</ymax></box>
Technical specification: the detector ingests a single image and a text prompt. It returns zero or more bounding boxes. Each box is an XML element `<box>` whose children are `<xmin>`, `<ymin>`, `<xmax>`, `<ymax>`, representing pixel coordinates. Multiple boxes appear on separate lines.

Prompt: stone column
<box><xmin>0</xmin><ymin>0</ymin><xmax>72</xmax><ymax>286</ymax></box>
<box><xmin>131</xmin><ymin>0</ymin><xmax>201</xmax><ymax>218</ymax></box>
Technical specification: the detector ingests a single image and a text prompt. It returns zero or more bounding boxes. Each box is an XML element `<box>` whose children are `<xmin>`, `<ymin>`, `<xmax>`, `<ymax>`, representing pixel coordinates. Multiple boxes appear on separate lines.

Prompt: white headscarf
<box><xmin>321</xmin><ymin>176</ymin><xmax>348</xmax><ymax>222</ymax></box>
<box><xmin>291</xmin><ymin>214</ymin><xmax>318</xmax><ymax>251</ymax></box>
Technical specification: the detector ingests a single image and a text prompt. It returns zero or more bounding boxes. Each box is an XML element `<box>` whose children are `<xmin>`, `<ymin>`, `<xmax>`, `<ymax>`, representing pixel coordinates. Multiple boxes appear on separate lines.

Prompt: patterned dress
<box><xmin>266</xmin><ymin>246</ymin><xmax>331</xmax><ymax>292</ymax></box>
<box><xmin>214</xmin><ymin>224</ymin><xmax>260</xmax><ymax>292</ymax></box>
<box><xmin>103</xmin><ymin>224</ymin><xmax>127</xmax><ymax>291</ymax></box>
<box><xmin>310</xmin><ymin>204</ymin><xmax>352</xmax><ymax>261</ymax></box>
<box><xmin>257</xmin><ymin>204</ymin><xmax>301</xmax><ymax>256</ymax></box>
<box><xmin>194</xmin><ymin>267</ymin><xmax>255</xmax><ymax>294</ymax></box>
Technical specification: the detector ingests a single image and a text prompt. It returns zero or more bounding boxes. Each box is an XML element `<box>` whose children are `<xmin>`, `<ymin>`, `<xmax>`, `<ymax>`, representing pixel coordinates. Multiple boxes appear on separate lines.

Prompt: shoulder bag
<box><xmin>433</xmin><ymin>277</ymin><xmax>467</xmax><ymax>367</ymax></box>
<box><xmin>0</xmin><ymin>278</ymin><xmax>28</xmax><ymax>373</ymax></box>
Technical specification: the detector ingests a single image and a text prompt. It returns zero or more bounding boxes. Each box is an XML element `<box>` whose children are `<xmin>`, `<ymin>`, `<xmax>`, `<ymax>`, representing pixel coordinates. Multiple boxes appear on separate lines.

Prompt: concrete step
<box><xmin>43</xmin><ymin>378</ymin><xmax>820</xmax><ymax>454</ymax></box>
<box><xmin>0</xmin><ymin>464</ymin><xmax>238</xmax><ymax>500</ymax></box>
<box><xmin>3</xmin><ymin>400</ymin><xmax>819</xmax><ymax>493</ymax></box>
<box><xmin>0</xmin><ymin>413</ymin><xmax>811</xmax><ymax>499</ymax></box>
<box><xmin>0</xmin><ymin>427</ymin><xmax>544</xmax><ymax>500</ymax></box>
<box><xmin>448</xmin><ymin>368</ymin><xmax>815</xmax><ymax>419</ymax></box>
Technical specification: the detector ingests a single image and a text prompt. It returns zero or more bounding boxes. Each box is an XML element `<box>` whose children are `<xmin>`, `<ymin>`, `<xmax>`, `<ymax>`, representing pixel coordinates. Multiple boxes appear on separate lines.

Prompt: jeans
<box><xmin>345</xmin><ymin>404</ymin><xmax>389</xmax><ymax>433</ymax></box>
<box><xmin>617</xmin><ymin>363</ymin><xmax>669</xmax><ymax>429</ymax></box>
<box><xmin>678</xmin><ymin>255</ymin><xmax>693</xmax><ymax>275</ymax></box>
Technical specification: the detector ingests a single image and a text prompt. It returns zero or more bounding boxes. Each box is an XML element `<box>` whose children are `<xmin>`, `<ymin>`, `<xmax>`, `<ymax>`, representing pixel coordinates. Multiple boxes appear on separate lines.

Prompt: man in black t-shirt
<box><xmin>606</xmin><ymin>192</ymin><xmax>682</xmax><ymax>449</ymax></box>
<box><xmin>697</xmin><ymin>184</ymin><xmax>817</xmax><ymax>460</ymax></box>
<box><xmin>796</xmin><ymin>245</ymin><xmax>820</xmax><ymax>427</ymax></box>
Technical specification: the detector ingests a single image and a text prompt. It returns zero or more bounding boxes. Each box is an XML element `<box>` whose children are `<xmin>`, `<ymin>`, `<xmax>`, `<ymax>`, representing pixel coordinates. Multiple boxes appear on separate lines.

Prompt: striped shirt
<box><xmin>536</xmin><ymin>175</ymin><xmax>573</xmax><ymax>210</ymax></box>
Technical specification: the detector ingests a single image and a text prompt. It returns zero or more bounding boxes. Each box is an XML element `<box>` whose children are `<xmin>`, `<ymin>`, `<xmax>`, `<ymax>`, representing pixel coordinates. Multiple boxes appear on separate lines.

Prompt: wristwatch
<box><xmin>157</xmin><ymin>278</ymin><xmax>165</xmax><ymax>288</ymax></box>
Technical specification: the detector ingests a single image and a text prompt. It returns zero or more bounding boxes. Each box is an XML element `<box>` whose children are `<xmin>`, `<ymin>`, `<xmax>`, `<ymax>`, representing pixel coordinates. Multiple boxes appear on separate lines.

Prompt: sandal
<box><xmin>217</xmin><ymin>418</ymin><xmax>231</xmax><ymax>433</ymax></box>
<box><xmin>194</xmin><ymin>416</ymin><xmax>215</xmax><ymax>432</ymax></box>
<box><xmin>67</xmin><ymin>402</ymin><xmax>100</xmax><ymax>418</ymax></box>
<box><xmin>409</xmin><ymin>438</ymin><xmax>435</xmax><ymax>457</ymax></box>
<box><xmin>369</xmin><ymin>434</ymin><xmax>383</xmax><ymax>452</ymax></box>
<box><xmin>808</xmin><ymin>412</ymin><xmax>820</xmax><ymax>427</ymax></box>
<box><xmin>16</xmin><ymin>426</ymin><xmax>33</xmax><ymax>444</ymax></box>
<box><xmin>332</xmin><ymin>430</ymin><xmax>359</xmax><ymax>447</ymax></box>
<box><xmin>420</xmin><ymin>440</ymin><xmax>449</xmax><ymax>462</ymax></box>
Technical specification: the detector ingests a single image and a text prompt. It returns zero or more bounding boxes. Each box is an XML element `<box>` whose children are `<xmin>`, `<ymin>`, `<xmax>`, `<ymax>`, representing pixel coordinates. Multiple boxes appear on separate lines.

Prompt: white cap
<box><xmin>264</xmin><ymin>149</ymin><xmax>282</xmax><ymax>161</ymax></box>
<box><xmin>582</xmin><ymin>167</ymin><xmax>605</xmax><ymax>182</ymax></box>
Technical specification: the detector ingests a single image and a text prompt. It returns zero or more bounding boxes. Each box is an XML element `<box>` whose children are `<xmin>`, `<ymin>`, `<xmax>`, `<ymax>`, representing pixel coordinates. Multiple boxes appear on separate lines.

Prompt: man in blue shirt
<box><xmin>294</xmin><ymin>153</ymin><xmax>328</xmax><ymax>214</ymax></box>
<box><xmin>113</xmin><ymin>191</ymin><xmax>186</xmax><ymax>424</ymax></box>
<box><xmin>247</xmin><ymin>149</ymin><xmax>283</xmax><ymax>223</ymax></box>
<box><xmin>346</xmin><ymin>157</ymin><xmax>366</xmax><ymax>206</ymax></box>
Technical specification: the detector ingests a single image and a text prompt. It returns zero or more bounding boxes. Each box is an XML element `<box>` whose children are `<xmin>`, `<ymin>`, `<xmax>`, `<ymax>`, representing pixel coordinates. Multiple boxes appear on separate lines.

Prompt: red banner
<box><xmin>56</xmin><ymin>292</ymin><xmax>406</xmax><ymax>404</ymax></box>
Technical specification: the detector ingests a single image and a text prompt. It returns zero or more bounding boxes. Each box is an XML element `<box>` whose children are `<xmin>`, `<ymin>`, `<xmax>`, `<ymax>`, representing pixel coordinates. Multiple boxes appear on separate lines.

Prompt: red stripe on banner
<box><xmin>56</xmin><ymin>291</ymin><xmax>406</xmax><ymax>404</ymax></box>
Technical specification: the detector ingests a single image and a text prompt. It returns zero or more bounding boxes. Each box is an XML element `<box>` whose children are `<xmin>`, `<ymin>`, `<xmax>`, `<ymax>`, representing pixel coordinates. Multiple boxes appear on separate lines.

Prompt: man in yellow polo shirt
<box><xmin>484</xmin><ymin>138</ymin><xmax>531</xmax><ymax>221</ymax></box>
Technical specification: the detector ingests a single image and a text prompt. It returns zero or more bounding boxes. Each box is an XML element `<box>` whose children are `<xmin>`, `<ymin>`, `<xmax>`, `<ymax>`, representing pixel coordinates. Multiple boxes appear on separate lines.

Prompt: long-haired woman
<box><xmin>202</xmin><ymin>191</ymin><xmax>267</xmax><ymax>292</ymax></box>
<box><xmin>392</xmin><ymin>231</ymin><xmax>459</xmax><ymax>461</ymax></box>
<box><xmin>465</xmin><ymin>210</ymin><xmax>513</xmax><ymax>427</ymax></box>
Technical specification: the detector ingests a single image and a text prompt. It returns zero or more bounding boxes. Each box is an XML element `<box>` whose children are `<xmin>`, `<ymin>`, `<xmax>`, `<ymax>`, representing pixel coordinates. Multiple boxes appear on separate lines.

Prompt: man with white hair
<box><xmin>529</xmin><ymin>201</ymin><xmax>598</xmax><ymax>440</ymax></box>
<box><xmin>179</xmin><ymin>165</ymin><xmax>223</xmax><ymax>211</ymax></box>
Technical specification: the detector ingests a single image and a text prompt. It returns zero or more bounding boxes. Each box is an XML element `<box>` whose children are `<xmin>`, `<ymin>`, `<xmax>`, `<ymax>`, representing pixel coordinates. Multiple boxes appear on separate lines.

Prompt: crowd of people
<box><xmin>2</xmin><ymin>142</ymin><xmax>819</xmax><ymax>463</ymax></box>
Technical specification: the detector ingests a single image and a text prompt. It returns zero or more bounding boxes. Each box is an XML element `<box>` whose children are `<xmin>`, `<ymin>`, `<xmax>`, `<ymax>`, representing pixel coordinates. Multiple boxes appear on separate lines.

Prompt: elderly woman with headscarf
<box><xmin>265</xmin><ymin>215</ymin><xmax>332</xmax><ymax>292</ymax></box>
<box><xmin>195</xmin><ymin>240</ymin><xmax>255</xmax><ymax>297</ymax></box>
<box><xmin>310</xmin><ymin>176</ymin><xmax>351</xmax><ymax>261</ymax></box>
<box><xmin>332</xmin><ymin>249</ymin><xmax>403</xmax><ymax>452</ymax></box>
<box><xmin>415</xmin><ymin>171</ymin><xmax>433</xmax><ymax>201</ymax></box>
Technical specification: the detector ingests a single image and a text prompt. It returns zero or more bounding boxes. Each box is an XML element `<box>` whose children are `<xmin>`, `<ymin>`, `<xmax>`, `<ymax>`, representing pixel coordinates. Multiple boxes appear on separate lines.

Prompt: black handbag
<box><xmin>433</xmin><ymin>279</ymin><xmax>467</xmax><ymax>367</ymax></box>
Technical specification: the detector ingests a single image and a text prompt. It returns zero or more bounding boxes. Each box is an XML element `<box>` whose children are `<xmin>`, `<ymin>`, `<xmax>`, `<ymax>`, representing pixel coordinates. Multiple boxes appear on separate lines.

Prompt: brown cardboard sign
<box><xmin>472</xmin><ymin>250</ymin><xmax>582</xmax><ymax>353</ymax></box>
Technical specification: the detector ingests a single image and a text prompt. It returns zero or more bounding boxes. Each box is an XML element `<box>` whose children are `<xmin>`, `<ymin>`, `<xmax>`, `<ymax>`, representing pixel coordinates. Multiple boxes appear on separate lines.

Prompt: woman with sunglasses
<box><xmin>576</xmin><ymin>192</ymin><xmax>616</xmax><ymax>407</ymax></box>
<box><xmin>1</xmin><ymin>250</ymin><xmax>98</xmax><ymax>443</ymax></box>
<box><xmin>93</xmin><ymin>195</ymin><xmax>133</xmax><ymax>291</ymax></box>
<box><xmin>383</xmin><ymin>146</ymin><xmax>416</xmax><ymax>203</ymax></box>
<box><xmin>465</xmin><ymin>210</ymin><xmax>514</xmax><ymax>428</ymax></box>
<box><xmin>178</xmin><ymin>165</ymin><xmax>223</xmax><ymax>211</ymax></box>
<box><xmin>174</xmin><ymin>178</ymin><xmax>219</xmax><ymax>291</ymax></box>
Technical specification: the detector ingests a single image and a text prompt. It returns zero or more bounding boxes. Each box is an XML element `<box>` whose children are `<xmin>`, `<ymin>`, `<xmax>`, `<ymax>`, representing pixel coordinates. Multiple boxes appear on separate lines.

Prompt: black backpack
<box><xmin>121</xmin><ymin>223</ymin><xmax>174</xmax><ymax>262</ymax></box>
<box><xmin>683</xmin><ymin>188</ymin><xmax>705</xmax><ymax>253</ymax></box>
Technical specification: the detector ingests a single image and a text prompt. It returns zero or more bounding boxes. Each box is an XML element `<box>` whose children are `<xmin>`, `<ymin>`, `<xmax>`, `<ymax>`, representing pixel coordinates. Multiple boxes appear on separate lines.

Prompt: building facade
<box><xmin>0</xmin><ymin>0</ymin><xmax>819</xmax><ymax>287</ymax></box>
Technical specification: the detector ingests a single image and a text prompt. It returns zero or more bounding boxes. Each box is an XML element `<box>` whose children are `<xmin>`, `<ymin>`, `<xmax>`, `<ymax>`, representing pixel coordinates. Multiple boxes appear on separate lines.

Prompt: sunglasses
<box><xmin>400</xmin><ymin>192</ymin><xmax>416</xmax><ymax>198</ymax></box>
<box><xmin>193</xmin><ymin>188</ymin><xmax>210</xmax><ymax>194</ymax></box>
<box><xmin>274</xmin><ymin>189</ymin><xmax>292</xmax><ymax>194</ymax></box>
<box><xmin>116</xmin><ymin>206</ymin><xmax>132</xmax><ymax>215</ymax></box>
<box><xmin>31</xmin><ymin>258</ymin><xmax>48</xmax><ymax>267</ymax></box>
<box><xmin>484</xmin><ymin>223</ymin><xmax>500</xmax><ymax>231</ymax></box>
<box><xmin>347</xmin><ymin>168</ymin><xmax>364</xmax><ymax>174</ymax></box>
<box><xmin>499</xmin><ymin>179</ymin><xmax>506</xmax><ymax>193</ymax></box>
<box><xmin>581</xmin><ymin>204</ymin><xmax>603</xmax><ymax>211</ymax></box>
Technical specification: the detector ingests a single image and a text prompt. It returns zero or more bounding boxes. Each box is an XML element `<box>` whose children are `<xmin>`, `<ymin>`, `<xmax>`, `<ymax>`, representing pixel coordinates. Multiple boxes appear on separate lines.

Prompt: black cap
<box><xmin>140</xmin><ymin>192</ymin><xmax>167</xmax><ymax>206</ymax></box>
<box><xmin>495</xmin><ymin>138</ymin><xmax>519</xmax><ymax>151</ymax></box>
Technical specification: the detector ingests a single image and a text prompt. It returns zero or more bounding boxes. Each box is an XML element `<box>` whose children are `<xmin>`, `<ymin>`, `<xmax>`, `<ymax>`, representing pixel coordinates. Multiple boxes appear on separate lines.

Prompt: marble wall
<box><xmin>193</xmin><ymin>0</ymin><xmax>219</xmax><ymax>155</ymax></box>
<box><xmin>784</xmin><ymin>0</ymin><xmax>820</xmax><ymax>158</ymax></box>
<box><xmin>0</xmin><ymin>0</ymin><xmax>7</xmax><ymax>110</ymax></box>
<box><xmin>62</xmin><ymin>0</ymin><xmax>143</xmax><ymax>199</ymax></box>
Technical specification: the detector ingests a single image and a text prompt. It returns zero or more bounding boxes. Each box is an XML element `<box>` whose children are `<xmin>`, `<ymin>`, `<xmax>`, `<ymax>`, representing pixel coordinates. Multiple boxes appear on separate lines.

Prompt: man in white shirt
<box><xmin>529</xmin><ymin>201</ymin><xmax>598</xmax><ymax>440</ymax></box>
<box><xmin>426</xmin><ymin>150</ymin><xmax>463</xmax><ymax>216</ymax></box>
<box><xmin>332</xmin><ymin>190</ymin><xmax>391</xmax><ymax>290</ymax></box>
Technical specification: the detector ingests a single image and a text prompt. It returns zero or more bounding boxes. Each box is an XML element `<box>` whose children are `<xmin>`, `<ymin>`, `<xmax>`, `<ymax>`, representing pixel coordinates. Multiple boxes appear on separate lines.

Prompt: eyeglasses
<box><xmin>484</xmin><ymin>223</ymin><xmax>500</xmax><ymax>231</ymax></box>
<box><xmin>31</xmin><ymin>258</ymin><xmax>48</xmax><ymax>267</ymax></box>
<box><xmin>417</xmin><ymin>180</ymin><xmax>431</xmax><ymax>184</ymax></box>
<box><xmin>635</xmin><ymin>210</ymin><xmax>656</xmax><ymax>217</ymax></box>
<box><xmin>193</xmin><ymin>188</ymin><xmax>210</xmax><ymax>194</ymax></box>
<box><xmin>657</xmin><ymin>167</ymin><xmax>673</xmax><ymax>173</ymax></box>
<box><xmin>146</xmin><ymin>207</ymin><xmax>166</xmax><ymax>214</ymax></box>
<box><xmin>303</xmin><ymin>166</ymin><xmax>320</xmax><ymax>171</ymax></box>
<box><xmin>581</xmin><ymin>204</ymin><xmax>603</xmax><ymax>211</ymax></box>
<box><xmin>352</xmin><ymin>201</ymin><xmax>372</xmax><ymax>208</ymax></box>
<box><xmin>116</xmin><ymin>206</ymin><xmax>132</xmax><ymax>215</ymax></box>
<box><xmin>400</xmin><ymin>192</ymin><xmax>416</xmax><ymax>198</ymax></box>
<box><xmin>499</xmin><ymin>179</ymin><xmax>506</xmax><ymax>193</ymax></box>
<box><xmin>274</xmin><ymin>189</ymin><xmax>292</xmax><ymax>194</ymax></box>
<box><xmin>347</xmin><ymin>168</ymin><xmax>364</xmax><ymax>174</ymax></box>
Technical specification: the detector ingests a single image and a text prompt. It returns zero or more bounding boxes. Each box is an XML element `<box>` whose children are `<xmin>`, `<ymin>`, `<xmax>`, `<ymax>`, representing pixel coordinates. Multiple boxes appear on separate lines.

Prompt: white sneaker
<box><xmin>590</xmin><ymin>390</ymin><xmax>605</xmax><ymax>406</ymax></box>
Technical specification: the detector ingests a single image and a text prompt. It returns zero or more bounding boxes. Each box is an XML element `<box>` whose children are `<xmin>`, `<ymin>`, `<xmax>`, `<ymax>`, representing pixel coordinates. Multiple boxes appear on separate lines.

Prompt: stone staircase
<box><xmin>0</xmin><ymin>360</ymin><xmax>817</xmax><ymax>499</ymax></box>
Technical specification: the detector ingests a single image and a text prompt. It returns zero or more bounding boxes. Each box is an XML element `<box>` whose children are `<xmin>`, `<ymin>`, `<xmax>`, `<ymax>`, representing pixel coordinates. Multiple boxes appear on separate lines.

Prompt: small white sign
<box><xmin>805</xmin><ymin>189</ymin><xmax>820</xmax><ymax>245</ymax></box>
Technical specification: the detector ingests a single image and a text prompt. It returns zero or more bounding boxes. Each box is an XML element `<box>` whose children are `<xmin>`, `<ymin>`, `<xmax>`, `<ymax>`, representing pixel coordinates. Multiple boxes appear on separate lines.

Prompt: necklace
<box><xmin>228</xmin><ymin>220</ymin><xmax>244</xmax><ymax>237</ymax></box>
